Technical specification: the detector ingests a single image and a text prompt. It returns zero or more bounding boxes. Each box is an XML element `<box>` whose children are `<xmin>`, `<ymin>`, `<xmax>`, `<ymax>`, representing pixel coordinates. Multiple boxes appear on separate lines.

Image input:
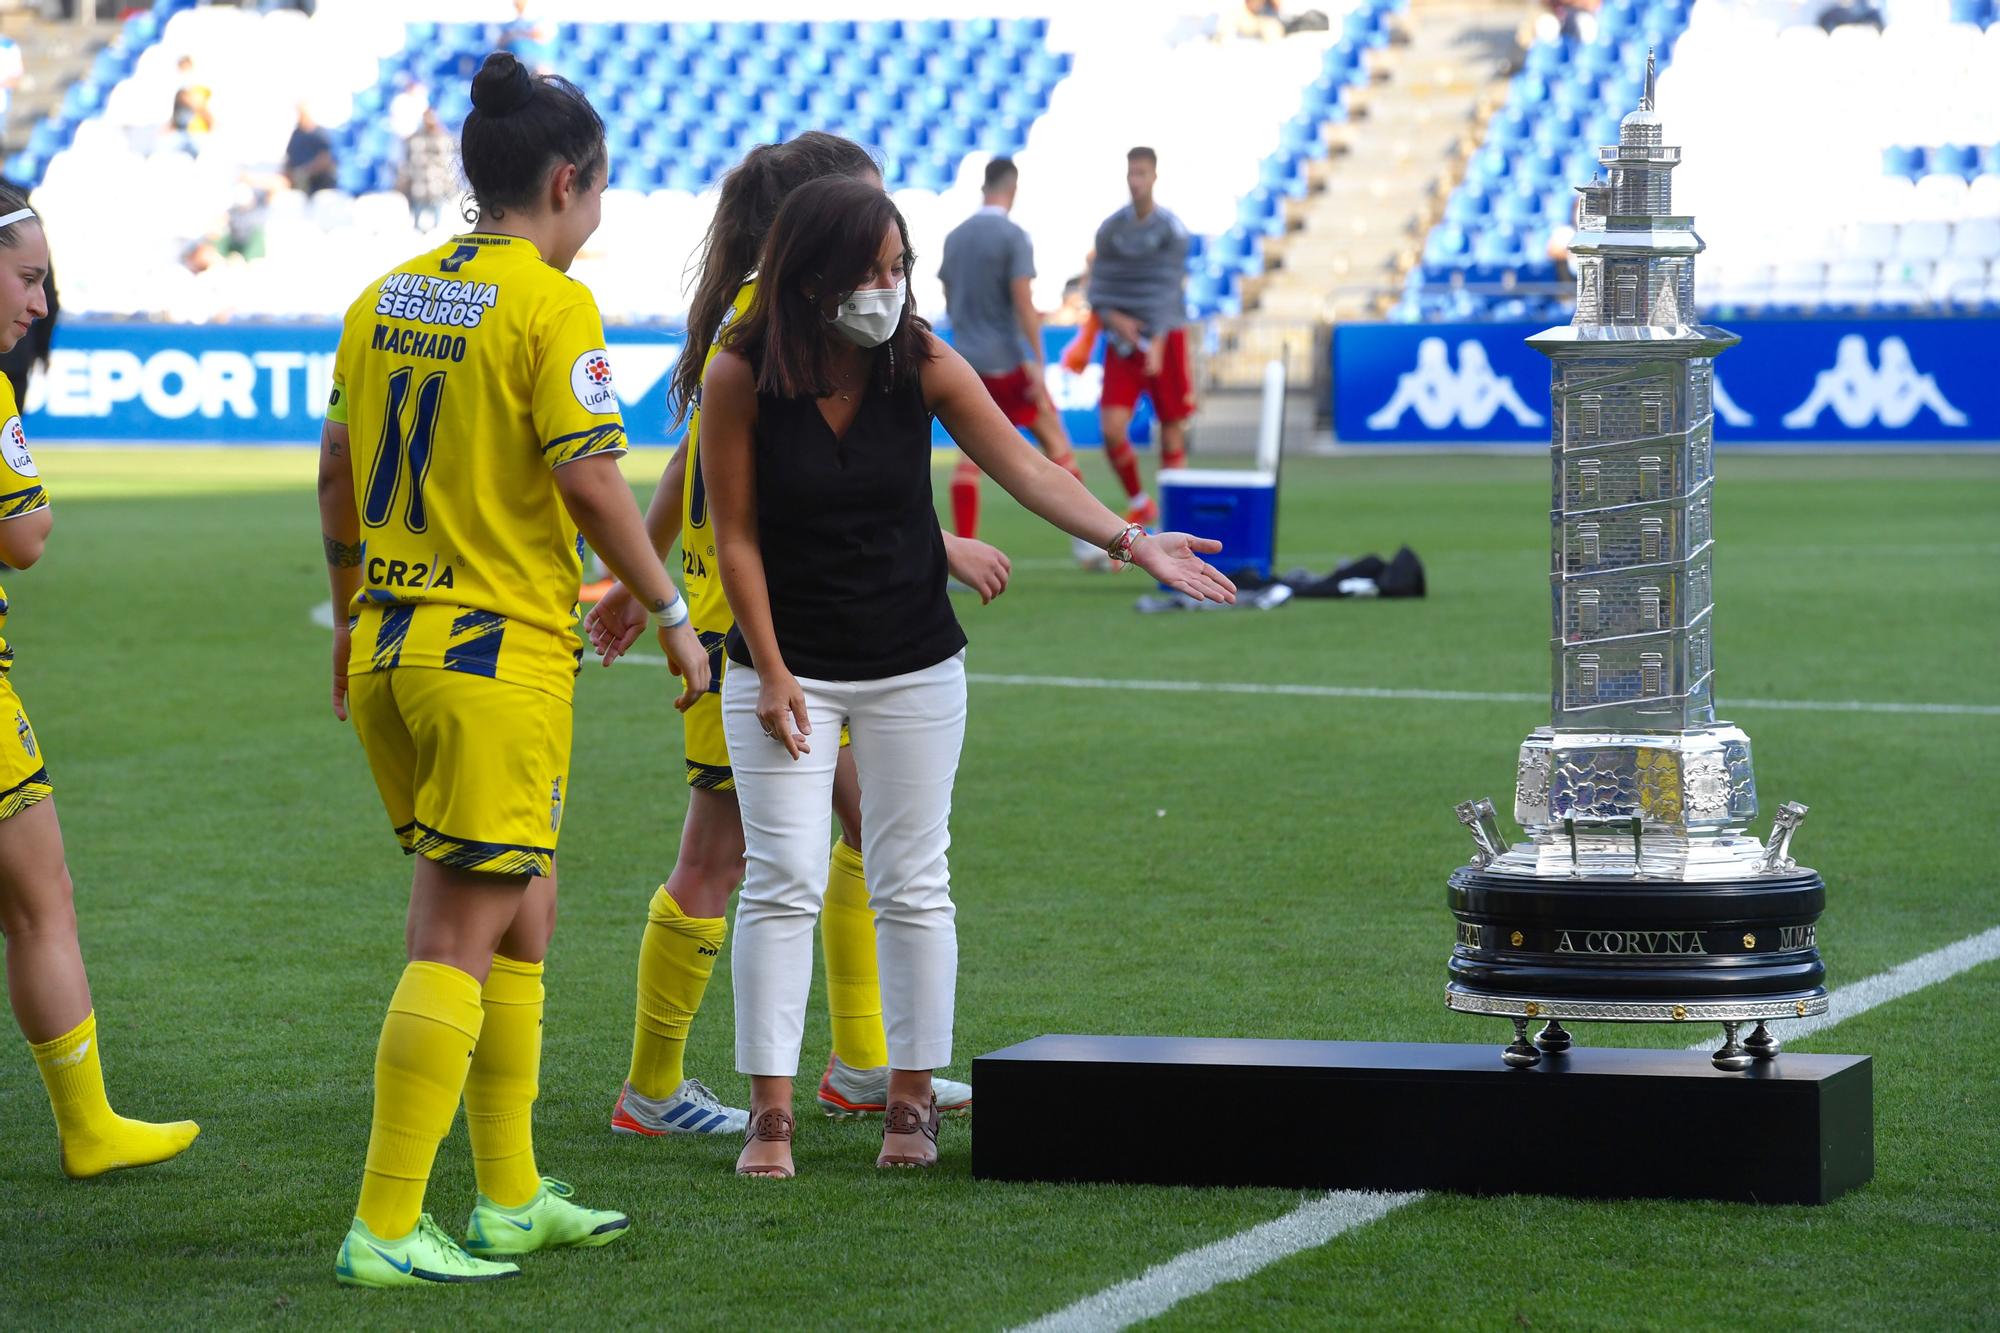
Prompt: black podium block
<box><xmin>971</xmin><ymin>1035</ymin><xmax>1871</xmax><ymax>1205</ymax></box>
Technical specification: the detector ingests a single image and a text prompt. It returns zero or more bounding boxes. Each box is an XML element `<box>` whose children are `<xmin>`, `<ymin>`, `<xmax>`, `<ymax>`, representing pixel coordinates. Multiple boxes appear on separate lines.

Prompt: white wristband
<box><xmin>653</xmin><ymin>595</ymin><xmax>690</xmax><ymax>629</ymax></box>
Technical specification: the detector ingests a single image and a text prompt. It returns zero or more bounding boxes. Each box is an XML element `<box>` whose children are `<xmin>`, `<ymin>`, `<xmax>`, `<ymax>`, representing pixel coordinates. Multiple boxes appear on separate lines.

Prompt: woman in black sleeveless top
<box><xmin>701</xmin><ymin>176</ymin><xmax>1234</xmax><ymax>1178</ymax></box>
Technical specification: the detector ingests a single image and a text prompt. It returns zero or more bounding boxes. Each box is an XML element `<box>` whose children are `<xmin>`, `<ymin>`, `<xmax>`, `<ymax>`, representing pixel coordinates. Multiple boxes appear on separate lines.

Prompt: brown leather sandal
<box><xmin>736</xmin><ymin>1107</ymin><xmax>796</xmax><ymax>1179</ymax></box>
<box><xmin>875</xmin><ymin>1094</ymin><xmax>940</xmax><ymax>1169</ymax></box>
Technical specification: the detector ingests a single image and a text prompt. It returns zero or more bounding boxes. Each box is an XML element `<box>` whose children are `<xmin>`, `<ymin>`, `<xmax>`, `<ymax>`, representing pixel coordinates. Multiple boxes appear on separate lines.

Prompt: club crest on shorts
<box><xmin>15</xmin><ymin>709</ymin><xmax>33</xmax><ymax>758</ymax></box>
<box><xmin>570</xmin><ymin>348</ymin><xmax>619</xmax><ymax>414</ymax></box>
<box><xmin>550</xmin><ymin>777</ymin><xmax>563</xmax><ymax>832</ymax></box>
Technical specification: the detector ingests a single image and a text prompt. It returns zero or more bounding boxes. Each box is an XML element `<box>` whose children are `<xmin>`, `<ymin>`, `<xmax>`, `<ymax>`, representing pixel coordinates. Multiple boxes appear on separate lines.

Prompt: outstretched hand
<box><xmin>658</xmin><ymin>621</ymin><xmax>712</xmax><ymax>712</ymax></box>
<box><xmin>1127</xmin><ymin>532</ymin><xmax>1237</xmax><ymax>603</ymax></box>
<box><xmin>583</xmin><ymin>581</ymin><xmax>648</xmax><ymax>666</ymax></box>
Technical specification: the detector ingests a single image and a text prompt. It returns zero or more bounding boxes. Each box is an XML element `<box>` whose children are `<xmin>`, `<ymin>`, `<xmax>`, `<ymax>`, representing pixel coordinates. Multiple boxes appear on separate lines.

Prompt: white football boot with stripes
<box><xmin>816</xmin><ymin>1055</ymin><xmax>973</xmax><ymax>1119</ymax></box>
<box><xmin>610</xmin><ymin>1077</ymin><xmax>749</xmax><ymax>1137</ymax></box>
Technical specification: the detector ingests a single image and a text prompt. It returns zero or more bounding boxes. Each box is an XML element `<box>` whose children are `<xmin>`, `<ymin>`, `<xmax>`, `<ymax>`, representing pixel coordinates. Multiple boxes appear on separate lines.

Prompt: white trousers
<box><xmin>723</xmin><ymin>651</ymin><xmax>966</xmax><ymax>1077</ymax></box>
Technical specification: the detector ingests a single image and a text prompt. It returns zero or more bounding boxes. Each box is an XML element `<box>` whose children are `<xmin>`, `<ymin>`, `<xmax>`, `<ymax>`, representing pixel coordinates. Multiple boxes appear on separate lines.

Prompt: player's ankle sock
<box><xmin>465</xmin><ymin>954</ymin><xmax>543</xmax><ymax>1209</ymax></box>
<box><xmin>356</xmin><ymin>961</ymin><xmax>484</xmax><ymax>1238</ymax></box>
<box><xmin>627</xmin><ymin>887</ymin><xmax>725</xmax><ymax>1100</ymax></box>
<box><xmin>1162</xmin><ymin>449</ymin><xmax>1187</xmax><ymax>471</ymax></box>
<box><xmin>1106</xmin><ymin>441</ymin><xmax>1144</xmax><ymax>500</ymax></box>
<box><xmin>949</xmin><ymin>459</ymin><xmax>981</xmax><ymax>539</ymax></box>
<box><xmin>821</xmin><ymin>839</ymin><xmax>889</xmax><ymax>1069</ymax></box>
<box><xmin>29</xmin><ymin>1011</ymin><xmax>199</xmax><ymax>1179</ymax></box>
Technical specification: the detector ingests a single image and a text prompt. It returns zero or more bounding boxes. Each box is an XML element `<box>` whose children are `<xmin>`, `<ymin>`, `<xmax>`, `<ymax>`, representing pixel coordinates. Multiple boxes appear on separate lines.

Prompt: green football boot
<box><xmin>464</xmin><ymin>1177</ymin><xmax>631</xmax><ymax>1257</ymax></box>
<box><xmin>334</xmin><ymin>1213</ymin><xmax>521</xmax><ymax>1288</ymax></box>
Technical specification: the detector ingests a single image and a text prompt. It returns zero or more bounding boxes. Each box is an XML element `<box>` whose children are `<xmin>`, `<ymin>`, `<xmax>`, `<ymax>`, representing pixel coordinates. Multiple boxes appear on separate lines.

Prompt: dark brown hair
<box><xmin>1127</xmin><ymin>145</ymin><xmax>1158</xmax><ymax>165</ymax></box>
<box><xmin>0</xmin><ymin>183</ymin><xmax>35</xmax><ymax>249</ymax></box>
<box><xmin>672</xmin><ymin>132</ymin><xmax>879</xmax><ymax>419</ymax></box>
<box><xmin>461</xmin><ymin>52</ymin><xmax>605</xmax><ymax>223</ymax></box>
<box><xmin>982</xmin><ymin>156</ymin><xmax>1018</xmax><ymax>192</ymax></box>
<box><xmin>722</xmin><ymin>175</ymin><xmax>932</xmax><ymax>402</ymax></box>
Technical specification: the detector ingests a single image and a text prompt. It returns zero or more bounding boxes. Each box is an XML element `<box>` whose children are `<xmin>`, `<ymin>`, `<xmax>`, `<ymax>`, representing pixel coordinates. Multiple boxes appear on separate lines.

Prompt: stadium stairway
<box><xmin>0</xmin><ymin>11</ymin><xmax>123</xmax><ymax>166</ymax></box>
<box><xmin>1210</xmin><ymin>0</ymin><xmax>1519</xmax><ymax>388</ymax></box>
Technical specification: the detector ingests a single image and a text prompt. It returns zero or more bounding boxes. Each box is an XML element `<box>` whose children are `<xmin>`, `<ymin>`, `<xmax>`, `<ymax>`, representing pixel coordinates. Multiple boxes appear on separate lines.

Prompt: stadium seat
<box><xmin>1899</xmin><ymin>220</ymin><xmax>1952</xmax><ymax>260</ymax></box>
<box><xmin>1952</xmin><ymin>217</ymin><xmax>2000</xmax><ymax>258</ymax></box>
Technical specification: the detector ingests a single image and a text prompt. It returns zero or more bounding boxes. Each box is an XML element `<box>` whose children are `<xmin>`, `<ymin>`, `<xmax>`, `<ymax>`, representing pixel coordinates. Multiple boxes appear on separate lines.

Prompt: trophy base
<box><xmin>1447</xmin><ymin>862</ymin><xmax>1827</xmax><ymax>1071</ymax></box>
<box><xmin>971</xmin><ymin>1034</ymin><xmax>1873</xmax><ymax>1204</ymax></box>
<box><xmin>1446</xmin><ymin>987</ymin><xmax>1827</xmax><ymax>1071</ymax></box>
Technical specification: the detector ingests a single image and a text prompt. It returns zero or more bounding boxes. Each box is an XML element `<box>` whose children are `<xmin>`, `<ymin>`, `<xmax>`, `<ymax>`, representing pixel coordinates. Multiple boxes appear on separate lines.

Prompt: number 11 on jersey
<box><xmin>363</xmin><ymin>366</ymin><xmax>447</xmax><ymax>533</ymax></box>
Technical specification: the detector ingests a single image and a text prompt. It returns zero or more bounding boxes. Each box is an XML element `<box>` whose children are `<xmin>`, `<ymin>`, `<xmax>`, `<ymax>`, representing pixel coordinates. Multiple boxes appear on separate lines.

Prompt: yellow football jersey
<box><xmin>0</xmin><ymin>376</ymin><xmax>51</xmax><ymax>679</ymax></box>
<box><xmin>327</xmin><ymin>232</ymin><xmax>628</xmax><ymax>700</ymax></box>
<box><xmin>678</xmin><ymin>280</ymin><xmax>753</xmax><ymax>635</ymax></box>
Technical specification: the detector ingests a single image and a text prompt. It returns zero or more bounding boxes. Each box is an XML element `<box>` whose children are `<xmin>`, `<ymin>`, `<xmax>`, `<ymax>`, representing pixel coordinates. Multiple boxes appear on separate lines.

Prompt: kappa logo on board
<box><xmin>1366</xmin><ymin>337</ymin><xmax>1545</xmax><ymax>431</ymax></box>
<box><xmin>1782</xmin><ymin>335</ymin><xmax>1967</xmax><ymax>430</ymax></box>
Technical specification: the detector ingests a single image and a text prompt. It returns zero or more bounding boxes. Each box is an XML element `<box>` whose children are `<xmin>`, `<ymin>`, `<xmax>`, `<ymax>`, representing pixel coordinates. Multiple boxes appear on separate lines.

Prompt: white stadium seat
<box><xmin>1897</xmin><ymin>221</ymin><xmax>1952</xmax><ymax>261</ymax></box>
<box><xmin>1950</xmin><ymin>217</ymin><xmax>2000</xmax><ymax>259</ymax></box>
<box><xmin>1930</xmin><ymin>257</ymin><xmax>1989</xmax><ymax>300</ymax></box>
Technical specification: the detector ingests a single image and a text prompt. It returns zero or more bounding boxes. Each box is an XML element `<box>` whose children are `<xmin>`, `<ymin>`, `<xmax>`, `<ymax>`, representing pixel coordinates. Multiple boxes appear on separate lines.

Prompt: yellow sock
<box><xmin>626</xmin><ymin>887</ymin><xmax>726</xmax><ymax>1099</ymax></box>
<box><xmin>465</xmin><ymin>954</ymin><xmax>544</xmax><ymax>1209</ymax></box>
<box><xmin>29</xmin><ymin>1010</ymin><xmax>199</xmax><ymax>1179</ymax></box>
<box><xmin>821</xmin><ymin>839</ymin><xmax>889</xmax><ymax>1070</ymax></box>
<box><xmin>356</xmin><ymin>961</ymin><xmax>484</xmax><ymax>1239</ymax></box>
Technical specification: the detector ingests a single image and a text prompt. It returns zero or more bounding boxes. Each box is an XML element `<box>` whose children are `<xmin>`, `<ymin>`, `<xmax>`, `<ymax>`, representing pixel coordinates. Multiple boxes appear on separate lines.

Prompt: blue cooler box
<box><xmin>1157</xmin><ymin>468</ymin><xmax>1277</xmax><ymax>581</ymax></box>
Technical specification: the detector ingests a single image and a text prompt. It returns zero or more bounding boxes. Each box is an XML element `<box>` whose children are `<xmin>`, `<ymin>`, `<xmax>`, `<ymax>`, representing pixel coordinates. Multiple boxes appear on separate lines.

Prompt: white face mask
<box><xmin>831</xmin><ymin>280</ymin><xmax>906</xmax><ymax>348</ymax></box>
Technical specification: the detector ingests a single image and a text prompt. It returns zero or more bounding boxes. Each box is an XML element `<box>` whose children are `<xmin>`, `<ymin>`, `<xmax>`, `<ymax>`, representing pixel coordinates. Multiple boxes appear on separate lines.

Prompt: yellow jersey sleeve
<box><xmin>535</xmin><ymin>297</ymin><xmax>628</xmax><ymax>468</ymax></box>
<box><xmin>0</xmin><ymin>381</ymin><xmax>48</xmax><ymax>519</ymax></box>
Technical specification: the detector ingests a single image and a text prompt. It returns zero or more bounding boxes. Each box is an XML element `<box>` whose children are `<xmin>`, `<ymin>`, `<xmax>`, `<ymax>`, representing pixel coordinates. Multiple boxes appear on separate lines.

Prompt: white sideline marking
<box><xmin>1011</xmin><ymin>1191</ymin><xmax>1419</xmax><ymax>1333</ymax></box>
<box><xmin>320</xmin><ymin>606</ymin><xmax>1999</xmax><ymax>719</ymax></box>
<box><xmin>1011</xmin><ymin>923</ymin><xmax>2000</xmax><ymax>1333</ymax></box>
<box><xmin>962</xmin><ymin>672</ymin><xmax>2000</xmax><ymax>719</ymax></box>
<box><xmin>607</xmin><ymin>656</ymin><xmax>2000</xmax><ymax>718</ymax></box>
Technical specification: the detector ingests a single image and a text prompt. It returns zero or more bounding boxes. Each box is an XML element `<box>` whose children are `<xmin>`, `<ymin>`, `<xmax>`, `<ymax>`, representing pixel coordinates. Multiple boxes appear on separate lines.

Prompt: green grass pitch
<box><xmin>0</xmin><ymin>448</ymin><xmax>1995</xmax><ymax>1329</ymax></box>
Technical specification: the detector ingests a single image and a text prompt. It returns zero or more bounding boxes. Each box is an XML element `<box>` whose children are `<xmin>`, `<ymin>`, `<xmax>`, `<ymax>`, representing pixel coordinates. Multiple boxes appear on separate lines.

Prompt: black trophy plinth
<box><xmin>1444</xmin><ymin>864</ymin><xmax>1828</xmax><ymax>1069</ymax></box>
<box><xmin>971</xmin><ymin>1034</ymin><xmax>1872</xmax><ymax>1205</ymax></box>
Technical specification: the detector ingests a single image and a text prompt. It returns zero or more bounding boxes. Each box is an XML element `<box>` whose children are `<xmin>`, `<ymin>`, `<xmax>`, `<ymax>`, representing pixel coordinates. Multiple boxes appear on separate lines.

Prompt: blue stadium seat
<box><xmin>1883</xmin><ymin>145</ymin><xmax>1925</xmax><ymax>179</ymax></box>
<box><xmin>1930</xmin><ymin>143</ymin><xmax>1978</xmax><ymax>178</ymax></box>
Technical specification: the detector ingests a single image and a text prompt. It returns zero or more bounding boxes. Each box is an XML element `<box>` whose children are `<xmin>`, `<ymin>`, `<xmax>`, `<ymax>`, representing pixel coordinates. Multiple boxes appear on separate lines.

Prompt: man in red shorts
<box><xmin>1088</xmin><ymin>146</ymin><xmax>1196</xmax><ymax>526</ymax></box>
<box><xmin>938</xmin><ymin>157</ymin><xmax>1093</xmax><ymax>554</ymax></box>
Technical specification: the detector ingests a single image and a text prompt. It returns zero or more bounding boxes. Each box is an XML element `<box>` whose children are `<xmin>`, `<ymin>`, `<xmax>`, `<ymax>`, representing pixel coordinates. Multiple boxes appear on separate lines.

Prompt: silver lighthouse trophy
<box><xmin>1446</xmin><ymin>57</ymin><xmax>1828</xmax><ymax>1072</ymax></box>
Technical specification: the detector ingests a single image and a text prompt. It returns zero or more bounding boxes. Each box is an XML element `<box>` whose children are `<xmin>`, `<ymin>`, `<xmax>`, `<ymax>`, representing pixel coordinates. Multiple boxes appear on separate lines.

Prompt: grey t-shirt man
<box><xmin>1088</xmin><ymin>202</ymin><xmax>1190</xmax><ymax>346</ymax></box>
<box><xmin>940</xmin><ymin>206</ymin><xmax>1037</xmax><ymax>376</ymax></box>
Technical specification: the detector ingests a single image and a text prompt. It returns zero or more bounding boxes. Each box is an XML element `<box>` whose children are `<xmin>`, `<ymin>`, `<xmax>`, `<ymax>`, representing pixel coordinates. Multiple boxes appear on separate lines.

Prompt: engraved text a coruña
<box><xmin>1555</xmin><ymin>929</ymin><xmax>1709</xmax><ymax>955</ymax></box>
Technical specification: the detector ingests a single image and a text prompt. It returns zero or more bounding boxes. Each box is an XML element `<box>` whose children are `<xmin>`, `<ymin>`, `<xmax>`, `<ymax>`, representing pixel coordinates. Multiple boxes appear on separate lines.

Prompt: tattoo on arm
<box><xmin>327</xmin><ymin>438</ymin><xmax>345</xmax><ymax>458</ymax></box>
<box><xmin>323</xmin><ymin>535</ymin><xmax>364</xmax><ymax>567</ymax></box>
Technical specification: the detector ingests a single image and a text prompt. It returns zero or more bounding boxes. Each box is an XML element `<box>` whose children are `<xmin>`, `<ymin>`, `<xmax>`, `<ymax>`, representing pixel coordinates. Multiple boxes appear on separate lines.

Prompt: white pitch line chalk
<box><xmin>1012</xmin><ymin>923</ymin><xmax>2000</xmax><ymax>1333</ymax></box>
<box><xmin>1012</xmin><ymin>1191</ymin><xmax>1419</xmax><ymax>1333</ymax></box>
<box><xmin>610</xmin><ymin>657</ymin><xmax>2000</xmax><ymax>717</ymax></box>
<box><xmin>963</xmin><ymin>672</ymin><xmax>2000</xmax><ymax>719</ymax></box>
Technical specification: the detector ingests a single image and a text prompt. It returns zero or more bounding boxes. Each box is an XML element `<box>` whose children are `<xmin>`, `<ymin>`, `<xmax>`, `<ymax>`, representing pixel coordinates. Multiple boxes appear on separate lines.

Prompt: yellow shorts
<box><xmin>0</xmin><ymin>675</ymin><xmax>51</xmax><ymax>822</ymax></box>
<box><xmin>680</xmin><ymin>632</ymin><xmax>848</xmax><ymax>792</ymax></box>
<box><xmin>683</xmin><ymin>631</ymin><xmax>733</xmax><ymax>791</ymax></box>
<box><xmin>349</xmin><ymin>666</ymin><xmax>571</xmax><ymax>877</ymax></box>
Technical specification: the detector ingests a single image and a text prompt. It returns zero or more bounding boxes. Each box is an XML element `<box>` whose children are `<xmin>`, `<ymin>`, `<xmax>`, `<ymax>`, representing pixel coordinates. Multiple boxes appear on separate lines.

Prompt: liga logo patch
<box><xmin>571</xmin><ymin>348</ymin><xmax>619</xmax><ymax>415</ymax></box>
<box><xmin>0</xmin><ymin>416</ymin><xmax>35</xmax><ymax>477</ymax></box>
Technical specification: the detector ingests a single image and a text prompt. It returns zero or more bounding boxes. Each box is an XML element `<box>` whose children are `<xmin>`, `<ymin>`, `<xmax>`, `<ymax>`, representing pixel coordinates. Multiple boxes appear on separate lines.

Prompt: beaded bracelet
<box><xmin>1106</xmin><ymin>522</ymin><xmax>1146</xmax><ymax>566</ymax></box>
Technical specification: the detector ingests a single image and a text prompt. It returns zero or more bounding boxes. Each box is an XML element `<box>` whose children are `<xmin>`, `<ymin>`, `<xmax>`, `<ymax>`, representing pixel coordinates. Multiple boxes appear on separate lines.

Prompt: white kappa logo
<box><xmin>1711</xmin><ymin>377</ymin><xmax>1754</xmax><ymax>427</ymax></box>
<box><xmin>570</xmin><ymin>348</ymin><xmax>619</xmax><ymax>415</ymax></box>
<box><xmin>0</xmin><ymin>415</ymin><xmax>35</xmax><ymax>477</ymax></box>
<box><xmin>1367</xmin><ymin>337</ymin><xmax>1545</xmax><ymax>431</ymax></box>
<box><xmin>1782</xmin><ymin>335</ymin><xmax>1967</xmax><ymax>430</ymax></box>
